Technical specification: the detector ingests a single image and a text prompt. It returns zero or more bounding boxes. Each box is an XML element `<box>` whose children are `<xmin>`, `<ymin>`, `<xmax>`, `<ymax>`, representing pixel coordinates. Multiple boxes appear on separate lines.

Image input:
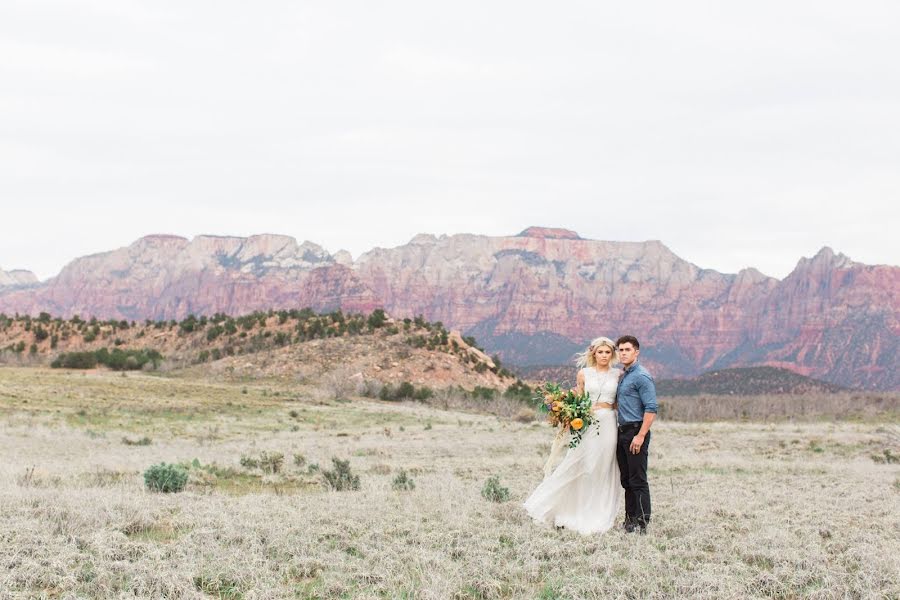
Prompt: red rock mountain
<box><xmin>1</xmin><ymin>229</ymin><xmax>897</xmax><ymax>390</ymax></box>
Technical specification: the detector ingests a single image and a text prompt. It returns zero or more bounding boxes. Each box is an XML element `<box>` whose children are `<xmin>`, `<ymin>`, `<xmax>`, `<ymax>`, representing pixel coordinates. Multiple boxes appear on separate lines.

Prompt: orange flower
<box><xmin>570</xmin><ymin>418</ymin><xmax>584</xmax><ymax>430</ymax></box>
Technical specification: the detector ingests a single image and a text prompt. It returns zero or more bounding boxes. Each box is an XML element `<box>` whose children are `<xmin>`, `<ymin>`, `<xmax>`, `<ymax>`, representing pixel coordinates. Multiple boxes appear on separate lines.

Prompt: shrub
<box><xmin>179</xmin><ymin>314</ymin><xmax>198</xmax><ymax>334</ymax></box>
<box><xmin>51</xmin><ymin>351</ymin><xmax>98</xmax><ymax>369</ymax></box>
<box><xmin>206</xmin><ymin>325</ymin><xmax>224</xmax><ymax>341</ymax></box>
<box><xmin>392</xmin><ymin>470</ymin><xmax>415</xmax><ymax>491</ymax></box>
<box><xmin>505</xmin><ymin>380</ymin><xmax>532</xmax><ymax>402</ymax></box>
<box><xmin>481</xmin><ymin>475</ymin><xmax>510</xmax><ymax>503</ymax></box>
<box><xmin>33</xmin><ymin>325</ymin><xmax>49</xmax><ymax>342</ymax></box>
<box><xmin>259</xmin><ymin>451</ymin><xmax>284</xmax><ymax>474</ymax></box>
<box><xmin>367</xmin><ymin>308</ymin><xmax>386</xmax><ymax>329</ymax></box>
<box><xmin>471</xmin><ymin>386</ymin><xmax>496</xmax><ymax>400</ymax></box>
<box><xmin>122</xmin><ymin>436</ymin><xmax>152</xmax><ymax>446</ymax></box>
<box><xmin>322</xmin><ymin>458</ymin><xmax>360</xmax><ymax>491</ymax></box>
<box><xmin>396</xmin><ymin>381</ymin><xmax>415</xmax><ymax>399</ymax></box>
<box><xmin>413</xmin><ymin>386</ymin><xmax>433</xmax><ymax>401</ymax></box>
<box><xmin>51</xmin><ymin>348</ymin><xmax>162</xmax><ymax>371</ymax></box>
<box><xmin>144</xmin><ymin>463</ymin><xmax>188</xmax><ymax>493</ymax></box>
<box><xmin>239</xmin><ymin>455</ymin><xmax>259</xmax><ymax>469</ymax></box>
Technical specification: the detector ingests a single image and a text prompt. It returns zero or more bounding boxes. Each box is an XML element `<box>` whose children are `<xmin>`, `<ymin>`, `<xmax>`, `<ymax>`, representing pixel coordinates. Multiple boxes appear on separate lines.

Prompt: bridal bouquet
<box><xmin>535</xmin><ymin>382</ymin><xmax>593</xmax><ymax>448</ymax></box>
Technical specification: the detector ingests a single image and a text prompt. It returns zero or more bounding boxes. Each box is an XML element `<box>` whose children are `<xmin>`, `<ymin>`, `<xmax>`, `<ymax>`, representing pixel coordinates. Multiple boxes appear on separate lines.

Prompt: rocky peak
<box><xmin>131</xmin><ymin>234</ymin><xmax>191</xmax><ymax>253</ymax></box>
<box><xmin>333</xmin><ymin>250</ymin><xmax>353</xmax><ymax>267</ymax></box>
<box><xmin>734</xmin><ymin>267</ymin><xmax>774</xmax><ymax>286</ymax></box>
<box><xmin>794</xmin><ymin>247</ymin><xmax>855</xmax><ymax>272</ymax></box>
<box><xmin>0</xmin><ymin>268</ymin><xmax>39</xmax><ymax>287</ymax></box>
<box><xmin>517</xmin><ymin>227</ymin><xmax>581</xmax><ymax>240</ymax></box>
<box><xmin>409</xmin><ymin>233</ymin><xmax>439</xmax><ymax>245</ymax></box>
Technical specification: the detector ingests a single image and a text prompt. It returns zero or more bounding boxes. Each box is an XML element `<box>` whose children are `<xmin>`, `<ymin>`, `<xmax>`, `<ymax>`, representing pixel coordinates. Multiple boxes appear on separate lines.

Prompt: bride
<box><xmin>523</xmin><ymin>337</ymin><xmax>621</xmax><ymax>535</ymax></box>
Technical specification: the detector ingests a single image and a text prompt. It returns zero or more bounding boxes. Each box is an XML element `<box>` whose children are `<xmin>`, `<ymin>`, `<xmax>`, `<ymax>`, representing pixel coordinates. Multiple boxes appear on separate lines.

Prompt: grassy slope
<box><xmin>0</xmin><ymin>367</ymin><xmax>898</xmax><ymax>599</ymax></box>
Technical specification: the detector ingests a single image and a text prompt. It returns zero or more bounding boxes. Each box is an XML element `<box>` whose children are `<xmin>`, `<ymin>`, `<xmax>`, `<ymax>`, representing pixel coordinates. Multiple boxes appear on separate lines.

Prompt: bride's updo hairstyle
<box><xmin>575</xmin><ymin>337</ymin><xmax>618</xmax><ymax>369</ymax></box>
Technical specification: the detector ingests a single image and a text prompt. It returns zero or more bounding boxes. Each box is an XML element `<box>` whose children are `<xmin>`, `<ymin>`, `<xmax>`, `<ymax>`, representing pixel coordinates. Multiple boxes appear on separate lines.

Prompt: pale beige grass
<box><xmin>0</xmin><ymin>368</ymin><xmax>898</xmax><ymax>599</ymax></box>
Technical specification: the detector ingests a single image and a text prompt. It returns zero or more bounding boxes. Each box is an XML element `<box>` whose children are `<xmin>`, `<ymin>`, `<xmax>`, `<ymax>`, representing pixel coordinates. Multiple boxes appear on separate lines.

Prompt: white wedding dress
<box><xmin>523</xmin><ymin>367</ymin><xmax>621</xmax><ymax>535</ymax></box>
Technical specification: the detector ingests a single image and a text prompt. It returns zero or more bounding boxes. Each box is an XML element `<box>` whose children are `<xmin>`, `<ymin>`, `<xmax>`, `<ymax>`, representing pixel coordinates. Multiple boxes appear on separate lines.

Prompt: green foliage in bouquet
<box><xmin>534</xmin><ymin>382</ymin><xmax>595</xmax><ymax>448</ymax></box>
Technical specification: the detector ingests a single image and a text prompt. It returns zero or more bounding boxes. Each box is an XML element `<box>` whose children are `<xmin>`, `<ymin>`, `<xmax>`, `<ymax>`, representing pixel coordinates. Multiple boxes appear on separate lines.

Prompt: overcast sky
<box><xmin>1</xmin><ymin>1</ymin><xmax>898</xmax><ymax>280</ymax></box>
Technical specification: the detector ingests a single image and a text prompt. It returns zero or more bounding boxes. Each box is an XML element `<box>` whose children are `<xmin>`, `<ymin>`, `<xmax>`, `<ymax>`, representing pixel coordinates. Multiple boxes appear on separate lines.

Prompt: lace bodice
<box><xmin>582</xmin><ymin>367</ymin><xmax>620</xmax><ymax>407</ymax></box>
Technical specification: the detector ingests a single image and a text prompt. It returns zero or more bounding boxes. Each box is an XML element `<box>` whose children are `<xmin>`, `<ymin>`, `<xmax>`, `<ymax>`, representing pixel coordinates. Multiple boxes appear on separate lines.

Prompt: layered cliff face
<box><xmin>0</xmin><ymin>229</ymin><xmax>896</xmax><ymax>389</ymax></box>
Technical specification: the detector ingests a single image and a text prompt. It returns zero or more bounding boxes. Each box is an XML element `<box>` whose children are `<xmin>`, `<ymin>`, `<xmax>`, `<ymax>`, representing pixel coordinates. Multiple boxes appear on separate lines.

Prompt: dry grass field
<box><xmin>1</xmin><ymin>367</ymin><xmax>898</xmax><ymax>599</ymax></box>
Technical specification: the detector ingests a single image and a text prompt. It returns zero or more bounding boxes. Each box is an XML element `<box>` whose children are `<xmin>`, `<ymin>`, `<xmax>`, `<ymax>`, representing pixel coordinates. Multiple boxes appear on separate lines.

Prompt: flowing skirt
<box><xmin>523</xmin><ymin>408</ymin><xmax>620</xmax><ymax>535</ymax></box>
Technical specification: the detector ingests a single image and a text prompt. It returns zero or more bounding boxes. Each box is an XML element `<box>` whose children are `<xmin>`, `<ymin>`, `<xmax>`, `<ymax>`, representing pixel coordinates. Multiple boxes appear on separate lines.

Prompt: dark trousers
<box><xmin>616</xmin><ymin>424</ymin><xmax>651</xmax><ymax>526</ymax></box>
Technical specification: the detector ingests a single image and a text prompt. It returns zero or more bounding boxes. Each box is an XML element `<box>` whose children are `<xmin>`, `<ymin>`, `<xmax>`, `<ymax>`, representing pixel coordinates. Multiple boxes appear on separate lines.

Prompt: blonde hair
<box><xmin>575</xmin><ymin>336</ymin><xmax>618</xmax><ymax>369</ymax></box>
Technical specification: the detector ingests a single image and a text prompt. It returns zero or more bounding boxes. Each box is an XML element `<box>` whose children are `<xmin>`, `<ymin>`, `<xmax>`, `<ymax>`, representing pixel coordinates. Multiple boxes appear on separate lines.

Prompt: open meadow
<box><xmin>1</xmin><ymin>367</ymin><xmax>898</xmax><ymax>599</ymax></box>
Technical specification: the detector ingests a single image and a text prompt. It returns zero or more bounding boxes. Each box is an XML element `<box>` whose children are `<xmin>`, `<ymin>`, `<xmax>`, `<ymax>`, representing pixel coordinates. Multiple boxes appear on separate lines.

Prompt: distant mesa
<box><xmin>516</xmin><ymin>227</ymin><xmax>582</xmax><ymax>240</ymax></box>
<box><xmin>0</xmin><ymin>228</ymin><xmax>897</xmax><ymax>391</ymax></box>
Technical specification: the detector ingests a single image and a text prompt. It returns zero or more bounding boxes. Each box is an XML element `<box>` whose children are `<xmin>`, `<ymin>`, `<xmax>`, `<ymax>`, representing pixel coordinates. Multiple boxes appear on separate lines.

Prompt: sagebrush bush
<box><xmin>481</xmin><ymin>475</ymin><xmax>510</xmax><ymax>503</ymax></box>
<box><xmin>122</xmin><ymin>436</ymin><xmax>152</xmax><ymax>446</ymax></box>
<box><xmin>144</xmin><ymin>463</ymin><xmax>188</xmax><ymax>493</ymax></box>
<box><xmin>392</xmin><ymin>470</ymin><xmax>415</xmax><ymax>491</ymax></box>
<box><xmin>260</xmin><ymin>451</ymin><xmax>284</xmax><ymax>474</ymax></box>
<box><xmin>322</xmin><ymin>458</ymin><xmax>360</xmax><ymax>491</ymax></box>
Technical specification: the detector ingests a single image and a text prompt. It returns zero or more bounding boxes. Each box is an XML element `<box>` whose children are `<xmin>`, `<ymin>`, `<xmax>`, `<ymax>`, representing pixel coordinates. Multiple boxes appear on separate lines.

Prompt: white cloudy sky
<box><xmin>1</xmin><ymin>0</ymin><xmax>898</xmax><ymax>280</ymax></box>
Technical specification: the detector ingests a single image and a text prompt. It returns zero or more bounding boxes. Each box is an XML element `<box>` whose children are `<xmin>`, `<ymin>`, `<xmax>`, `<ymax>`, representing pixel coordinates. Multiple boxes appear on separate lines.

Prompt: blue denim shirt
<box><xmin>616</xmin><ymin>361</ymin><xmax>658</xmax><ymax>424</ymax></box>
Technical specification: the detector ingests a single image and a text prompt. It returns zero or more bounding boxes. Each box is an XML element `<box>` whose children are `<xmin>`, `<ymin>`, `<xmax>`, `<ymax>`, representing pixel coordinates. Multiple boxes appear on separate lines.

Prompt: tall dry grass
<box><xmin>657</xmin><ymin>392</ymin><xmax>900</xmax><ymax>421</ymax></box>
<box><xmin>0</xmin><ymin>367</ymin><xmax>898</xmax><ymax>599</ymax></box>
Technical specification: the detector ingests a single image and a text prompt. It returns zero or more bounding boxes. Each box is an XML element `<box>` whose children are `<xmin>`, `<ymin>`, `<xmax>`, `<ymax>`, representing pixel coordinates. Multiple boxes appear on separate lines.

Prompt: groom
<box><xmin>615</xmin><ymin>335</ymin><xmax>657</xmax><ymax>533</ymax></box>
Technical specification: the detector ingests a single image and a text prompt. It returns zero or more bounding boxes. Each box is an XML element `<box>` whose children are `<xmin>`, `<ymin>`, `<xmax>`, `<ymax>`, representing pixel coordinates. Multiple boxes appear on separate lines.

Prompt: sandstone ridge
<box><xmin>0</xmin><ymin>231</ymin><xmax>896</xmax><ymax>390</ymax></box>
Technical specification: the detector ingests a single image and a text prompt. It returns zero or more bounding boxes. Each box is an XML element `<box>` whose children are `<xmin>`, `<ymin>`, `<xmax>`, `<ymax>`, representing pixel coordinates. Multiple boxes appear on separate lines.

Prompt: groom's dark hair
<box><xmin>616</xmin><ymin>335</ymin><xmax>640</xmax><ymax>349</ymax></box>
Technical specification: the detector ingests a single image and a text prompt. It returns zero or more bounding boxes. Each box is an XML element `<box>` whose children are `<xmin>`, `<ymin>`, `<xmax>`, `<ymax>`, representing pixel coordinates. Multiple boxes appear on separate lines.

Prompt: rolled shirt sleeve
<box><xmin>636</xmin><ymin>374</ymin><xmax>658</xmax><ymax>414</ymax></box>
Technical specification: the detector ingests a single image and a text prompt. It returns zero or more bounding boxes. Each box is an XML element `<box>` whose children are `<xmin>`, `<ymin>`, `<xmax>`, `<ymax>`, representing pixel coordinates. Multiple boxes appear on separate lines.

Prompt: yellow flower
<box><xmin>570</xmin><ymin>418</ymin><xmax>584</xmax><ymax>430</ymax></box>
<box><xmin>551</xmin><ymin>402</ymin><xmax>562</xmax><ymax>412</ymax></box>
